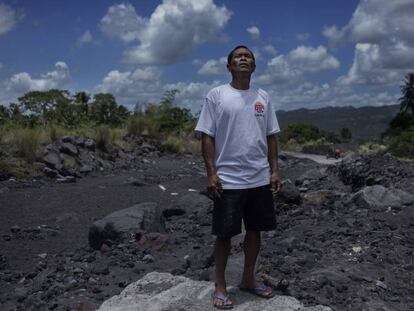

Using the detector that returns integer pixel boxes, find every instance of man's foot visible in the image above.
[239,284,275,298]
[212,292,234,309]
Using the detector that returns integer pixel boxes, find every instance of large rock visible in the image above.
[98,272,332,311]
[88,202,165,250]
[295,168,327,186]
[350,185,414,209]
[43,150,63,171]
[275,179,302,205]
[165,192,212,221]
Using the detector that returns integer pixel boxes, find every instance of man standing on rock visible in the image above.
[195,45,281,309]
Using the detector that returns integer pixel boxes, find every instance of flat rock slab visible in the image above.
[98,272,332,311]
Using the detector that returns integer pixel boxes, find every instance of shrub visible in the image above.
[126,116,144,138]
[159,139,182,153]
[94,125,111,151]
[388,126,414,159]
[13,128,40,163]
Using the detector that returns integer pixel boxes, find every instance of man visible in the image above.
[195,45,281,309]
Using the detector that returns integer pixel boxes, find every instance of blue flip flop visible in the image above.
[212,292,234,309]
[239,284,275,298]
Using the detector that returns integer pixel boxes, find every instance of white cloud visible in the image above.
[6,62,70,95]
[197,57,227,75]
[100,0,232,65]
[164,81,220,111]
[76,30,93,47]
[0,62,71,105]
[322,25,345,45]
[95,66,163,107]
[265,80,398,111]
[296,33,310,41]
[325,0,414,85]
[287,45,340,72]
[256,45,339,86]
[0,3,20,35]
[262,44,277,56]
[247,26,260,40]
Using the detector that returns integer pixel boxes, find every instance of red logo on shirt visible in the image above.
[255,102,265,117]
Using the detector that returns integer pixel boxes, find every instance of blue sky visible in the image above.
[1,0,413,112]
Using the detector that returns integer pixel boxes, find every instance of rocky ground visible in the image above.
[0,137,413,311]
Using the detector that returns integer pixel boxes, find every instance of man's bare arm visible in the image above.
[267,134,281,193]
[201,133,222,198]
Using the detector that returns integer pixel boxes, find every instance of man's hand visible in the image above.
[270,172,282,194]
[207,174,223,199]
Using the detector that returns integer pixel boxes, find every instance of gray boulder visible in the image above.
[98,272,332,311]
[88,202,165,250]
[275,179,302,205]
[60,142,78,156]
[170,192,212,221]
[43,150,63,171]
[350,185,414,209]
[296,168,327,185]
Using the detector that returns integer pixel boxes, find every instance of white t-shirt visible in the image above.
[195,83,280,189]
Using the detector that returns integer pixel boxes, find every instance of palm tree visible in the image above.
[399,73,414,115]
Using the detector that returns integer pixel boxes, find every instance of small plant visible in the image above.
[13,128,40,163]
[388,126,414,159]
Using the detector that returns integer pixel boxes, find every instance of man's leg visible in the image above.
[240,230,261,288]
[214,236,231,295]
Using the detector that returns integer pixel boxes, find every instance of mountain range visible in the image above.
[276,104,400,141]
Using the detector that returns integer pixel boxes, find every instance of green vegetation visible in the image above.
[279,123,343,150]
[382,73,414,159]
[0,88,199,169]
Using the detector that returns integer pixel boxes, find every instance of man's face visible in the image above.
[227,48,256,74]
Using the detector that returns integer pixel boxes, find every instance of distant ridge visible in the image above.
[276,104,400,141]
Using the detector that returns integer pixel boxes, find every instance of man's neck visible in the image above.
[230,76,251,90]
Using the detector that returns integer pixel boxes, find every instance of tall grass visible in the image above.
[13,128,41,163]
[159,136,200,154]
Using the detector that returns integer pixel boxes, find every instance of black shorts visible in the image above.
[212,184,276,238]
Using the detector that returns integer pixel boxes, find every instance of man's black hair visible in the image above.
[227,45,255,65]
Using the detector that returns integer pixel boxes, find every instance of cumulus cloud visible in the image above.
[287,45,340,72]
[265,80,397,111]
[197,57,227,75]
[296,33,310,41]
[322,25,345,45]
[76,30,93,47]
[164,81,220,111]
[100,0,232,65]
[95,66,164,107]
[246,26,260,40]
[325,0,414,85]
[262,44,278,56]
[6,62,70,95]
[0,3,21,35]
[256,45,340,86]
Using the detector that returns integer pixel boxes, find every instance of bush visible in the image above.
[388,126,414,159]
[160,139,182,153]
[126,116,144,138]
[13,128,40,163]
[94,125,111,151]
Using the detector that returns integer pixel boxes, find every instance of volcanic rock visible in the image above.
[350,185,414,209]
[88,202,166,250]
[97,272,332,311]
